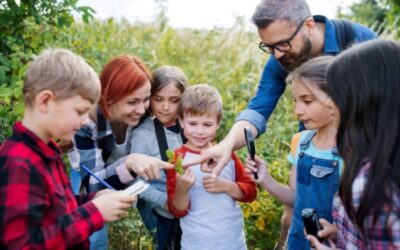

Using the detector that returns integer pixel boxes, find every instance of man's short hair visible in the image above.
[23,48,101,106]
[252,0,311,29]
[178,84,223,123]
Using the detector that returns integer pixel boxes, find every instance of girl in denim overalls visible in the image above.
[245,56,343,250]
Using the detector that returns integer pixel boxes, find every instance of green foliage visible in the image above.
[338,0,400,37]
[0,0,95,82]
[0,0,94,142]
[108,210,153,249]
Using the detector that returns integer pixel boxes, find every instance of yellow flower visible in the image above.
[255,216,265,231]
[243,206,251,218]
[250,201,260,213]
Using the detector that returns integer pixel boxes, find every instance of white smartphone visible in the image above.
[121,178,149,196]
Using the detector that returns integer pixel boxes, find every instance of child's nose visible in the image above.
[163,101,169,110]
[294,104,303,116]
[81,114,90,126]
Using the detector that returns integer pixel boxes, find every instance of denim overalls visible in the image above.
[287,130,340,250]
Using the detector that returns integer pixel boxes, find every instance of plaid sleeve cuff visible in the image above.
[76,193,96,205]
[82,201,105,231]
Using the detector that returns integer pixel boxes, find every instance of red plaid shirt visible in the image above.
[0,122,104,249]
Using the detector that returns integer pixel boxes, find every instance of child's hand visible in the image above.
[245,155,270,185]
[306,236,338,250]
[92,191,137,222]
[202,175,228,193]
[175,168,195,194]
[315,219,338,240]
[94,189,113,198]
[305,219,338,250]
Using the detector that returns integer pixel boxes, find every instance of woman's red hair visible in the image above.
[99,55,152,118]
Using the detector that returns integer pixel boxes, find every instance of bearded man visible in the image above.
[185,0,376,177]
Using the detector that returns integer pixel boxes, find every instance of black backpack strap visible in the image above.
[177,120,187,144]
[154,118,169,162]
[154,118,187,161]
[332,19,356,51]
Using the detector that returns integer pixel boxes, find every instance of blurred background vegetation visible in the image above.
[0,0,398,249]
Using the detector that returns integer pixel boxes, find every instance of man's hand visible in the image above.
[126,153,173,180]
[182,121,258,177]
[182,141,233,177]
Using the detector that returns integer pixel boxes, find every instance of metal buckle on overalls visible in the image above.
[310,165,334,178]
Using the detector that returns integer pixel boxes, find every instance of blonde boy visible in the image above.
[166,84,257,250]
[0,49,136,249]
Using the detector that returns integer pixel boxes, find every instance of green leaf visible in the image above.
[165,149,184,174]
[0,67,6,84]
[0,55,10,67]
[166,149,175,163]
[175,157,184,174]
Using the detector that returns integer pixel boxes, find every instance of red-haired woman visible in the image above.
[70,55,173,249]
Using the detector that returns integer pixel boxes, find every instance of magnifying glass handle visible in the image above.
[253,162,258,179]
[251,154,258,179]
[245,127,258,180]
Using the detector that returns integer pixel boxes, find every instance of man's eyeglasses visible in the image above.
[258,18,308,54]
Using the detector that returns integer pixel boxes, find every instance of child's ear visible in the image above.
[35,90,54,113]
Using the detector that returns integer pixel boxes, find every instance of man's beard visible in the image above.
[278,37,312,72]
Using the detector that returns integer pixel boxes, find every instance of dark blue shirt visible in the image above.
[235,15,377,135]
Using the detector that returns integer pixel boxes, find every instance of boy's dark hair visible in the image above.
[327,39,400,233]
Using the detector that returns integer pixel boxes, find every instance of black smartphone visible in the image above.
[244,127,258,179]
[302,208,323,242]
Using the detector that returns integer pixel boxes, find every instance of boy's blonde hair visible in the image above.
[178,84,223,123]
[23,48,101,107]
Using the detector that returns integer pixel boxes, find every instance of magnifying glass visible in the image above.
[244,127,258,179]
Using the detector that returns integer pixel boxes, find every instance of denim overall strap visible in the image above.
[298,130,317,155]
[287,131,341,250]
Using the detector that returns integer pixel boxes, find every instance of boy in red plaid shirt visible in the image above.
[0,49,136,249]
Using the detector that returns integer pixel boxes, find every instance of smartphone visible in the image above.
[121,178,149,196]
[302,208,323,242]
